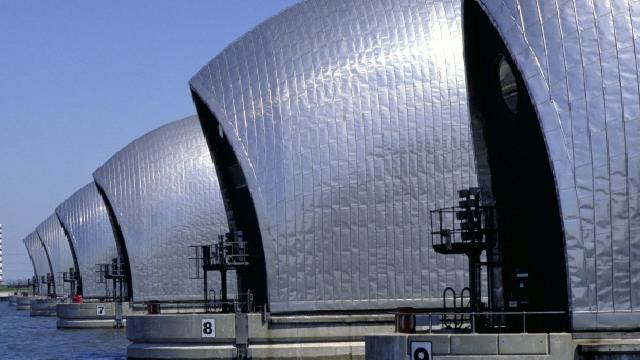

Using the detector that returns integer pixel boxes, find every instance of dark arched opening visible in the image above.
[464,0,569,331]
[95,183,133,301]
[57,215,83,296]
[26,253,38,295]
[36,232,56,297]
[192,92,269,309]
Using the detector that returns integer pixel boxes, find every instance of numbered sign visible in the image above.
[410,341,432,360]
[96,305,106,316]
[201,319,216,338]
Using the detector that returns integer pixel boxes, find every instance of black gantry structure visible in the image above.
[191,231,250,312]
[431,188,497,317]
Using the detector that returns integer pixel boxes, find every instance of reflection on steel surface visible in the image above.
[23,232,52,295]
[191,0,476,312]
[36,214,75,296]
[56,182,120,299]
[93,116,233,302]
[473,0,640,330]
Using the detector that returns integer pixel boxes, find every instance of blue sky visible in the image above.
[0,0,298,281]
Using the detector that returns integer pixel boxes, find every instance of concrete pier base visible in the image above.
[573,333,640,360]
[15,296,33,310]
[126,312,392,359]
[365,333,576,359]
[30,298,58,316]
[8,295,17,307]
[365,332,640,359]
[128,341,364,359]
[56,302,129,329]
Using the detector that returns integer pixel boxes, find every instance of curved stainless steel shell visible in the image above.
[56,182,120,299]
[23,232,52,295]
[191,0,477,312]
[36,214,74,296]
[92,116,231,302]
[473,0,640,330]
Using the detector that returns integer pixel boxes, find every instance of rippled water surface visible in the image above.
[0,301,128,359]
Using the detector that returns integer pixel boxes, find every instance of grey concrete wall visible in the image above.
[249,343,364,360]
[15,296,32,310]
[126,313,390,359]
[56,302,129,320]
[56,302,132,328]
[365,333,576,359]
[366,332,640,359]
[30,298,57,316]
[126,314,237,344]
[127,343,237,360]
[127,313,394,345]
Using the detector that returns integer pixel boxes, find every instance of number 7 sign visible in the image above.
[96,305,106,316]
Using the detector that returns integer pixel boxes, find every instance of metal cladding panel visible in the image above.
[56,182,119,298]
[191,0,477,312]
[474,0,640,330]
[23,232,51,295]
[36,214,74,295]
[92,116,232,302]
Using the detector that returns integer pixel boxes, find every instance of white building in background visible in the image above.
[0,224,4,284]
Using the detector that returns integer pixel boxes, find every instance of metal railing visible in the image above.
[397,310,569,334]
[135,292,257,315]
[137,301,233,314]
[430,206,497,252]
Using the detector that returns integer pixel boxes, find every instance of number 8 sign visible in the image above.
[201,319,216,338]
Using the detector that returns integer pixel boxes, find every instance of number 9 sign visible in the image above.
[410,341,431,360]
[201,319,216,338]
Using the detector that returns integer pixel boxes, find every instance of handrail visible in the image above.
[133,291,257,314]
[458,287,471,329]
[412,310,569,334]
[442,287,456,328]
[572,309,640,314]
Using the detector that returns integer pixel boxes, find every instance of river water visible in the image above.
[0,301,128,359]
